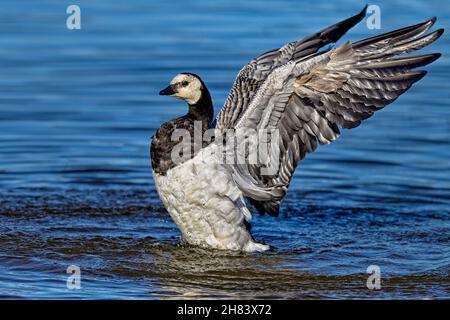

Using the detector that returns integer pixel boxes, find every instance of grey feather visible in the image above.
[216,10,443,216]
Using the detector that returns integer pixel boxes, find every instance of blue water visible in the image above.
[0,0,449,299]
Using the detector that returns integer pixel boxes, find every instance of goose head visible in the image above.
[159,73,205,105]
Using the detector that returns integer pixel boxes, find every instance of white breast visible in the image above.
[153,144,269,252]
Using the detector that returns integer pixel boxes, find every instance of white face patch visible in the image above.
[169,74,203,105]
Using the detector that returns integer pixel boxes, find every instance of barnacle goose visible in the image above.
[151,6,443,252]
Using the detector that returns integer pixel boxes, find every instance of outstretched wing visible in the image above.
[222,17,443,216]
[215,6,368,131]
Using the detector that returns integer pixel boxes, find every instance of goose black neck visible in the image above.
[187,86,214,126]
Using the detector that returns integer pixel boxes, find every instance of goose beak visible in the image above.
[159,85,176,96]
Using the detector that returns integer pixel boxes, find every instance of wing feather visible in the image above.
[215,6,368,131]
[223,17,443,216]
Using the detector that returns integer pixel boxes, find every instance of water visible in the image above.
[0,0,449,299]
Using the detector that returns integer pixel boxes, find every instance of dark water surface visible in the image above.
[0,0,449,299]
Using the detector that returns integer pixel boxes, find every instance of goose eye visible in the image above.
[181,81,189,87]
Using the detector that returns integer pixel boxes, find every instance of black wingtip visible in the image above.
[360,4,369,16]
[416,53,442,68]
[324,5,367,44]
[419,52,442,62]
[348,5,368,25]
[430,52,442,62]
[416,70,428,82]
[352,5,368,22]
[435,28,445,39]
[421,16,438,30]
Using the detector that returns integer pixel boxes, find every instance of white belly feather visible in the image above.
[153,144,269,252]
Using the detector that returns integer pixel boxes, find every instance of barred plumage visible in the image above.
[216,8,443,216]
